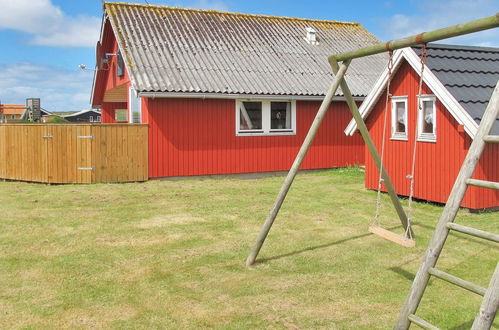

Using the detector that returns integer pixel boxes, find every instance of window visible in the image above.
[271,102,292,130]
[89,116,93,122]
[391,96,408,140]
[115,109,127,122]
[129,87,142,123]
[418,95,436,142]
[236,100,296,135]
[117,50,125,77]
[97,116,101,122]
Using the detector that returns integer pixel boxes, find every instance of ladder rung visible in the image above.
[466,178,499,190]
[428,268,486,296]
[408,314,440,330]
[447,223,499,243]
[483,135,499,143]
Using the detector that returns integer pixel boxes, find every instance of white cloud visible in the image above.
[0,62,94,111]
[382,0,499,47]
[0,0,100,47]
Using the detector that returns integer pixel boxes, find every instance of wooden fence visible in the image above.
[0,124,148,183]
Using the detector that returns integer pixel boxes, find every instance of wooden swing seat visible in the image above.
[369,225,415,248]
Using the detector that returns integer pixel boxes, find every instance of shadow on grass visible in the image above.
[256,231,373,263]
[255,224,414,264]
[388,266,415,282]
[450,320,474,329]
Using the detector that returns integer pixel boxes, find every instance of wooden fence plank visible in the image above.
[0,124,148,183]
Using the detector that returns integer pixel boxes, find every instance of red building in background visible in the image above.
[90,2,387,178]
[345,45,499,210]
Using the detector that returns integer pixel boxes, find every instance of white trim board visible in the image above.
[343,47,479,139]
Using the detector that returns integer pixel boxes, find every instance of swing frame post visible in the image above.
[246,12,499,266]
[329,58,412,236]
[245,60,351,267]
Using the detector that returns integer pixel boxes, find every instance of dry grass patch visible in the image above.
[136,213,207,228]
[0,168,497,329]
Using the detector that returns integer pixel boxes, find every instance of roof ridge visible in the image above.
[104,1,361,26]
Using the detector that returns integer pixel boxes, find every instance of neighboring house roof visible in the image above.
[63,109,101,118]
[344,44,499,138]
[57,111,78,116]
[413,44,499,134]
[103,2,386,98]
[0,104,24,115]
[40,108,52,116]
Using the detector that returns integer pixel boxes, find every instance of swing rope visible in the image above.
[373,51,394,227]
[405,43,428,240]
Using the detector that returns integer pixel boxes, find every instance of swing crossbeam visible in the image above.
[246,13,499,266]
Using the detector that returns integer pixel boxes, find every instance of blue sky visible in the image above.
[0,0,497,112]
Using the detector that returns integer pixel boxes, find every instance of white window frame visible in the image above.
[417,95,437,142]
[89,115,94,122]
[391,96,408,141]
[128,87,142,123]
[235,99,296,136]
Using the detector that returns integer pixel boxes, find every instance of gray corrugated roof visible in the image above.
[104,2,386,97]
[414,44,499,134]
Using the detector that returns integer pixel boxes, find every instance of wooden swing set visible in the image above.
[245,14,499,265]
[246,12,499,329]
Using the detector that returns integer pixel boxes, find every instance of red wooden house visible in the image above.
[344,44,499,210]
[90,2,387,178]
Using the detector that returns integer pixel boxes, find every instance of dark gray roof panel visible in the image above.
[104,2,387,97]
[445,85,497,103]
[425,57,499,74]
[413,44,499,135]
[435,71,499,88]
[419,48,499,61]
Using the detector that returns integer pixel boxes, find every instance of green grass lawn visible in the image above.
[0,168,497,329]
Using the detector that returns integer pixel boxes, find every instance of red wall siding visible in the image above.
[365,61,498,209]
[470,143,499,209]
[101,102,128,123]
[144,98,364,177]
[92,20,131,108]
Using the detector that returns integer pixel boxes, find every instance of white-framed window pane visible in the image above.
[422,100,434,134]
[270,102,292,130]
[239,101,262,130]
[395,101,406,133]
[129,87,142,123]
[391,97,408,140]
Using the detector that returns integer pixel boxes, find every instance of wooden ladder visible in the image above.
[395,81,499,330]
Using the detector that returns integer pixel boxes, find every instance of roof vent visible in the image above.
[305,27,318,45]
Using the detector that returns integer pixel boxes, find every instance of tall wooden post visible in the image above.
[245,61,351,266]
[329,58,412,235]
[395,81,499,329]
